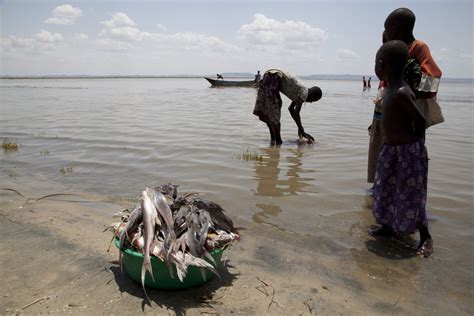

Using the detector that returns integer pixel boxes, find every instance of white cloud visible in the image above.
[459,52,474,64]
[96,38,131,51]
[152,32,238,53]
[36,30,64,43]
[100,13,149,42]
[237,14,327,52]
[337,49,359,60]
[156,24,168,32]
[45,4,82,25]
[102,12,136,28]
[1,31,63,54]
[75,33,89,40]
[98,13,236,54]
[1,36,36,50]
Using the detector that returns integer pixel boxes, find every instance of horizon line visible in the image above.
[0,74,472,81]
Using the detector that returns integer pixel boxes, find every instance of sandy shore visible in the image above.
[1,189,472,315]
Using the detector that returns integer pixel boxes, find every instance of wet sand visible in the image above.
[1,188,472,315]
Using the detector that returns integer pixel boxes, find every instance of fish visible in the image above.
[140,188,159,301]
[186,211,202,258]
[173,204,192,235]
[118,205,143,272]
[149,188,175,236]
[171,251,218,282]
[191,198,237,233]
[155,183,179,200]
[185,209,219,281]
[148,188,177,278]
[206,230,240,249]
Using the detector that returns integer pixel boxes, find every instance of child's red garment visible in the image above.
[408,39,442,97]
[408,40,444,127]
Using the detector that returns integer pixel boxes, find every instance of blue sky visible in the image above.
[1,0,473,78]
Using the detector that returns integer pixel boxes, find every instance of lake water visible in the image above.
[1,78,473,310]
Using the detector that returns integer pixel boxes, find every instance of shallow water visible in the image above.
[1,78,473,310]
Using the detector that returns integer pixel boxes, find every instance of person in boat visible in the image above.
[253,69,322,145]
[217,73,224,80]
[369,40,433,257]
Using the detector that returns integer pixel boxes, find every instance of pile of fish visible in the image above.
[108,183,240,298]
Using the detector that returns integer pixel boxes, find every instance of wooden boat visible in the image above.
[204,77,257,88]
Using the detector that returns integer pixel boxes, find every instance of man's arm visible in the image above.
[288,100,314,141]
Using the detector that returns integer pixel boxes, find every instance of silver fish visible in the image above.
[118,205,143,272]
[141,188,158,301]
[147,188,177,279]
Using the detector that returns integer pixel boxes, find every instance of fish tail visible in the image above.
[142,255,155,283]
[141,256,154,302]
[119,251,123,274]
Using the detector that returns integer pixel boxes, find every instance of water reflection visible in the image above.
[252,146,315,230]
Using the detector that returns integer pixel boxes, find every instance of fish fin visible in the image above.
[165,260,174,279]
[200,267,207,282]
[176,266,185,282]
[164,195,174,206]
[172,252,186,282]
[204,250,217,267]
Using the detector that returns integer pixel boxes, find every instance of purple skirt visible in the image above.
[372,139,428,234]
[253,72,282,125]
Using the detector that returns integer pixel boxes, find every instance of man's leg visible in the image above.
[267,123,275,142]
[272,122,282,145]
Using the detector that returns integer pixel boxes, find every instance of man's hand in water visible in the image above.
[299,131,315,142]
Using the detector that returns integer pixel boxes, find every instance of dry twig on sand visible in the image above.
[21,296,50,310]
[1,188,81,206]
[256,276,282,311]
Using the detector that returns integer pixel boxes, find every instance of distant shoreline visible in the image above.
[0,75,472,83]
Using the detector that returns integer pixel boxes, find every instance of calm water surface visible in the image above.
[1,78,472,232]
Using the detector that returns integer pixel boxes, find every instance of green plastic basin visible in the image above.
[114,237,223,289]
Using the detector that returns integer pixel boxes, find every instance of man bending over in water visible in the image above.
[370,40,433,257]
[253,69,322,145]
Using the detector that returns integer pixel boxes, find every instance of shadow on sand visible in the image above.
[109,259,239,314]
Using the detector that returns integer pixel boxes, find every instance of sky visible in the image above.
[1,0,473,78]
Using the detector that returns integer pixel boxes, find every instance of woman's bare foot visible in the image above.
[417,238,433,258]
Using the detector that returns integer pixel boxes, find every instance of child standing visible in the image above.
[370,40,433,257]
[367,31,388,187]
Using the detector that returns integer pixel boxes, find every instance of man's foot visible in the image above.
[417,238,433,258]
[368,225,394,237]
